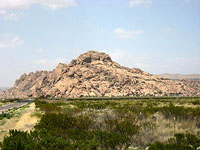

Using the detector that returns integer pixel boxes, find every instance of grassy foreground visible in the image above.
[1,97,200,150]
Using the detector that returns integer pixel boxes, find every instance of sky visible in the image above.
[0,0,200,87]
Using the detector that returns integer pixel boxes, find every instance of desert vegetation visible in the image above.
[0,103,30,121]
[1,97,200,150]
[0,102,38,142]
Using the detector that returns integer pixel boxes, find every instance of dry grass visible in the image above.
[0,103,40,142]
[1,98,199,149]
[133,112,200,146]
[58,98,200,147]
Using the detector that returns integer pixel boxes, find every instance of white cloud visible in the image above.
[114,28,144,39]
[40,0,77,10]
[129,0,152,7]
[0,10,5,14]
[0,0,77,20]
[4,12,18,20]
[0,34,24,49]
[0,10,19,20]
[0,0,77,10]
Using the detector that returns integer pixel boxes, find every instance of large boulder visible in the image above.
[0,50,200,99]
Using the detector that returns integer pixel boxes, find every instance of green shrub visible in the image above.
[2,98,200,149]
[149,133,200,150]
[192,100,200,105]
[0,113,14,120]
[0,130,34,150]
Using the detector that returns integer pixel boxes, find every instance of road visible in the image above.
[0,100,33,114]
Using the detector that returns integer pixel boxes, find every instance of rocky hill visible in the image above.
[0,87,9,93]
[158,73,200,80]
[0,51,200,99]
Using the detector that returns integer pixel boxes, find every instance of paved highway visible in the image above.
[0,100,33,114]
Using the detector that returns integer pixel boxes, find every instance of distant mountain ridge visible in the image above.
[0,87,9,93]
[158,74,200,80]
[0,51,200,99]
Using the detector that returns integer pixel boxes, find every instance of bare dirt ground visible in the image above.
[0,103,39,141]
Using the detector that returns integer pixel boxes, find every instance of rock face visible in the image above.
[0,51,200,99]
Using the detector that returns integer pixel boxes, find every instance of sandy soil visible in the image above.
[0,103,39,141]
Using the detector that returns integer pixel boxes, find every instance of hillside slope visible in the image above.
[158,73,200,80]
[1,51,200,99]
[0,87,9,93]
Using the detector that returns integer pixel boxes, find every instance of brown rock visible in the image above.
[0,50,200,99]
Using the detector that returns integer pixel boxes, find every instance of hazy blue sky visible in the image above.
[0,0,200,87]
